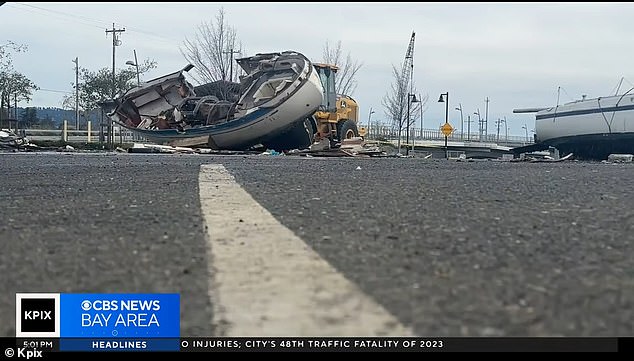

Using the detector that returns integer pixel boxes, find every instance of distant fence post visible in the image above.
[87,121,92,143]
[62,120,68,142]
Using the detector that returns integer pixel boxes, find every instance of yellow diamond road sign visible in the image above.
[440,123,454,136]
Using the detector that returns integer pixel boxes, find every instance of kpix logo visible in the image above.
[16,293,60,337]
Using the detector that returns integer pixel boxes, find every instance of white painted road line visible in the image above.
[199,164,412,336]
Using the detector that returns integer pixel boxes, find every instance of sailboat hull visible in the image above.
[531,94,634,159]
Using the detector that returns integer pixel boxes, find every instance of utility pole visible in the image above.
[484,96,489,141]
[72,57,79,130]
[105,23,125,98]
[105,23,125,147]
[496,118,501,143]
[222,48,241,82]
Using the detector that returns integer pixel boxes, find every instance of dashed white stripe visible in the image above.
[199,164,412,336]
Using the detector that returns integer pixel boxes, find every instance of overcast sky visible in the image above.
[2,2,634,136]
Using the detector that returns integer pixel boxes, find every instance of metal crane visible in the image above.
[395,31,416,153]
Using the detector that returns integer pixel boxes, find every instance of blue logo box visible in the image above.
[59,294,180,338]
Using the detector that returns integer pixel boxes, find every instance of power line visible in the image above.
[11,2,180,44]
[15,2,111,27]
[38,88,72,94]
[6,3,105,30]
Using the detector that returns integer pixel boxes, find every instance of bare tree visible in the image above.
[180,8,242,90]
[382,64,427,140]
[322,40,362,96]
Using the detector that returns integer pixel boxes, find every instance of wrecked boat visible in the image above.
[0,129,30,150]
[512,92,634,160]
[102,51,323,150]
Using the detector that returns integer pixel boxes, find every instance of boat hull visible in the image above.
[534,94,634,159]
[133,70,322,149]
[104,51,323,150]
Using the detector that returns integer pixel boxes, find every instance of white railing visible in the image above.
[364,125,534,146]
[20,121,146,143]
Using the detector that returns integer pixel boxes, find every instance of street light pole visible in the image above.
[72,57,79,130]
[368,107,375,140]
[419,95,423,145]
[438,92,449,159]
[455,103,463,141]
[467,115,471,141]
[474,109,482,141]
[126,51,141,86]
[484,96,489,140]
[133,49,140,85]
[406,94,419,156]
[406,95,410,155]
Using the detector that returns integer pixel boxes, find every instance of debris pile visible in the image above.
[290,137,386,157]
[0,129,34,151]
[606,154,633,163]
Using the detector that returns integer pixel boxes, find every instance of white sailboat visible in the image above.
[514,89,634,160]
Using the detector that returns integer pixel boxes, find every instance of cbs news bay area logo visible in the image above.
[80,299,161,327]
[16,293,179,338]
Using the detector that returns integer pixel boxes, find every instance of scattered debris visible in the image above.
[127,143,195,154]
[259,149,283,156]
[606,153,633,163]
[284,137,387,158]
[511,152,574,162]
[55,144,76,152]
[0,129,31,150]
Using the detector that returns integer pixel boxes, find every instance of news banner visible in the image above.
[3,293,632,357]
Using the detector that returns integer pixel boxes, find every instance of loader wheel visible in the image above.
[338,119,359,141]
[263,118,315,152]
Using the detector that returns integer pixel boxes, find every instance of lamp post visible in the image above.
[406,93,419,156]
[368,107,375,140]
[419,94,424,146]
[72,57,79,130]
[455,103,463,141]
[438,92,449,159]
[125,49,140,86]
[522,124,529,144]
[466,115,473,142]
[473,109,482,141]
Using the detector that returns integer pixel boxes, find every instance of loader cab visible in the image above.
[313,63,338,113]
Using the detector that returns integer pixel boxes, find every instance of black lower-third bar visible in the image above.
[179,337,623,352]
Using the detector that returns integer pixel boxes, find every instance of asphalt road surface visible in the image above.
[1,152,632,336]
